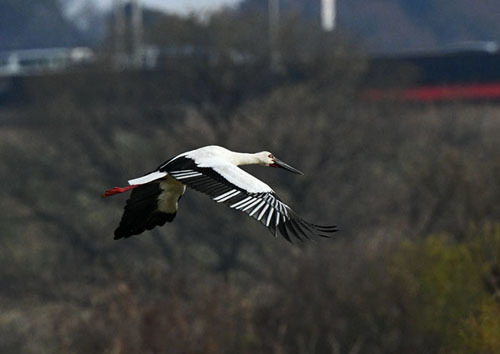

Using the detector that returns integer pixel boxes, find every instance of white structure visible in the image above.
[0,47,94,77]
[104,145,338,241]
[321,0,336,31]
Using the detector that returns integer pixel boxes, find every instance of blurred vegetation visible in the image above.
[1,9,500,354]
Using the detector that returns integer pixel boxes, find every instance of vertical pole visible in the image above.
[321,0,336,31]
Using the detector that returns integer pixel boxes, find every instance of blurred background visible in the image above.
[1,0,500,353]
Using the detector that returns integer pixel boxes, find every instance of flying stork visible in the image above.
[103,145,337,241]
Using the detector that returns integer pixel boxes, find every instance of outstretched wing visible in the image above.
[162,155,338,242]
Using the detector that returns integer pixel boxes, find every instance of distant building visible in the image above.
[0,47,95,77]
[364,42,500,102]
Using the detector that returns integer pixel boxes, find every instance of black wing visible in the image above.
[162,156,338,242]
[114,181,177,239]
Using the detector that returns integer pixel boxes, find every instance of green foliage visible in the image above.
[389,225,500,353]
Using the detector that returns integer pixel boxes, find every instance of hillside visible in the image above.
[1,49,500,352]
[3,0,500,53]
[0,0,84,50]
[240,0,500,52]
[1,3,500,353]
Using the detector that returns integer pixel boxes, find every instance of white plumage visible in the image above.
[103,145,337,241]
[128,171,167,185]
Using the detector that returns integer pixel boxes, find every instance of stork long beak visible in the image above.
[272,157,304,175]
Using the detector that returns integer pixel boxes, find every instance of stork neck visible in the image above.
[231,152,262,166]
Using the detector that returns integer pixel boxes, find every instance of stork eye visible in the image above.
[268,154,274,159]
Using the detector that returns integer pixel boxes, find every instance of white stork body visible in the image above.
[103,145,337,241]
[129,146,273,193]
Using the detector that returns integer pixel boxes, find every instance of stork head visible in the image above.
[258,151,304,175]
